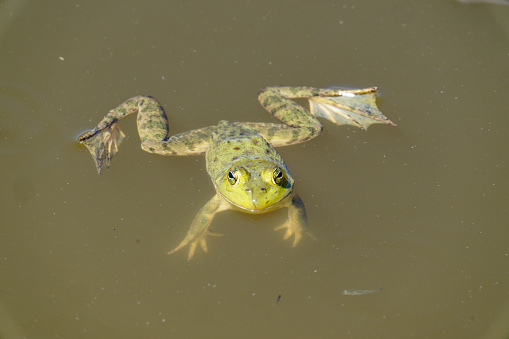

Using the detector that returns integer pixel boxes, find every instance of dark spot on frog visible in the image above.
[265,149,270,154]
[233,146,240,150]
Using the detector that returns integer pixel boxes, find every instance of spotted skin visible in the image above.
[78,86,394,259]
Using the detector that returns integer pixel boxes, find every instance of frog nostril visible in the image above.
[245,188,252,193]
[260,188,267,193]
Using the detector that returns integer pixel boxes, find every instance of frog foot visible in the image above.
[275,221,303,247]
[168,230,223,260]
[309,87,396,129]
[78,123,125,174]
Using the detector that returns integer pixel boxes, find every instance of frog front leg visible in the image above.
[78,95,214,174]
[168,194,230,260]
[275,193,316,246]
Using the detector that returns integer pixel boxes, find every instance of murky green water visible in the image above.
[1,1,508,338]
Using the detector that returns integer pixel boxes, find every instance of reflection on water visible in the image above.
[1,1,508,338]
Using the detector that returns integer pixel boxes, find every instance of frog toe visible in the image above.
[168,229,224,260]
[275,222,302,247]
[193,231,223,259]
[187,241,199,260]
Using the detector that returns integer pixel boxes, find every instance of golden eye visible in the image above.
[272,167,284,185]
[228,169,239,186]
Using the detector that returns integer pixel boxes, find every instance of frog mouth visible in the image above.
[221,190,293,214]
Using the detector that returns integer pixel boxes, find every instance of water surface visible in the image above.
[1,1,508,338]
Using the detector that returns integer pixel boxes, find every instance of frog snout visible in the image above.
[245,186,269,209]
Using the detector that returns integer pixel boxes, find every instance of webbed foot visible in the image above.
[275,221,318,247]
[275,193,317,247]
[78,123,125,174]
[275,221,303,247]
[167,195,226,260]
[309,87,396,129]
[168,230,223,260]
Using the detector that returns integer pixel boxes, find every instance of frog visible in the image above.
[78,86,395,259]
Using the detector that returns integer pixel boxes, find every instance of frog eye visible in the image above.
[228,169,239,186]
[272,167,284,185]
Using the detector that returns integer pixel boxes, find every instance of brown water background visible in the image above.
[1,1,509,338]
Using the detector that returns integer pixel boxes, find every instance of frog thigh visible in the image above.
[240,122,321,148]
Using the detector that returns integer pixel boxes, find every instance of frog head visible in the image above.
[215,159,294,213]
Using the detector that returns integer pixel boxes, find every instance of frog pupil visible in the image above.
[228,170,238,185]
[273,168,283,184]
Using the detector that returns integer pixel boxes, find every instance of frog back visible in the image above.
[205,120,289,181]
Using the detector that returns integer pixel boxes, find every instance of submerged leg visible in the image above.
[168,194,229,260]
[275,193,317,246]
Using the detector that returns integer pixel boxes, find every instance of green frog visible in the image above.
[78,86,395,259]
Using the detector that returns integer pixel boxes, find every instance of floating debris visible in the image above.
[342,285,385,296]
[456,0,509,5]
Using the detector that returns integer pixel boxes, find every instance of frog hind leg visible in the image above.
[168,195,229,260]
[78,95,168,174]
[256,87,395,148]
[275,193,317,246]
[256,87,324,146]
